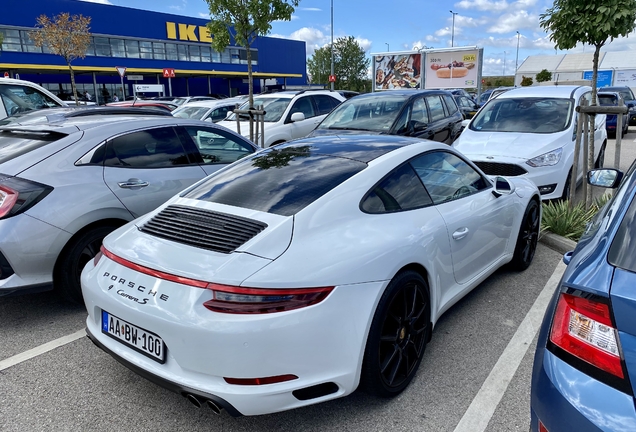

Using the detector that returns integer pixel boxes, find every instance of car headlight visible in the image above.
[629,106,636,112]
[526,148,563,167]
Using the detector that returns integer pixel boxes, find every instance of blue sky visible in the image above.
[84,0,636,76]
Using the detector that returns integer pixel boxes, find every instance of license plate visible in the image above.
[101,310,165,363]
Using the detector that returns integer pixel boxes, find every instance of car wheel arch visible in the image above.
[391,262,434,340]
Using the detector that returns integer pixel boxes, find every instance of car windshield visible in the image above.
[225,97,292,122]
[598,95,618,106]
[183,145,366,216]
[172,106,210,120]
[469,97,573,133]
[317,94,408,132]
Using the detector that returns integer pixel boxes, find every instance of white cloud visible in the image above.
[79,0,113,4]
[455,0,509,12]
[288,27,327,55]
[487,10,538,33]
[356,37,372,52]
[198,12,209,18]
[291,15,299,21]
[300,7,322,11]
[435,27,452,38]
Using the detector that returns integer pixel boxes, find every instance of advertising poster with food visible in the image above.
[374,53,422,91]
[424,49,479,89]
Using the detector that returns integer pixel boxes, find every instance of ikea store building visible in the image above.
[0,0,307,103]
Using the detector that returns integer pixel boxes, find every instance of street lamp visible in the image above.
[515,31,520,78]
[450,10,458,47]
[385,43,389,52]
[330,0,334,91]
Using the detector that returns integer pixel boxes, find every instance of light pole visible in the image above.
[503,51,506,76]
[515,31,520,78]
[330,0,334,91]
[385,43,389,52]
[450,10,458,47]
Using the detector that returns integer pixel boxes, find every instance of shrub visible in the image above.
[521,76,533,86]
[541,193,612,241]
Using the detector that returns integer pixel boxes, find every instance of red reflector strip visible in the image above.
[224,374,298,385]
[539,421,549,432]
[550,293,624,378]
[101,246,209,289]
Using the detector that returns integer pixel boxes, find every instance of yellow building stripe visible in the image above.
[0,63,302,78]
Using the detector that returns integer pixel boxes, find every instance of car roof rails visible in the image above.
[62,107,173,117]
[295,88,333,95]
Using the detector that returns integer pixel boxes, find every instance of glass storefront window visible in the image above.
[153,42,166,60]
[110,38,125,57]
[189,45,200,62]
[200,45,211,62]
[220,48,231,63]
[1,29,22,52]
[20,31,42,53]
[165,43,177,60]
[230,48,240,64]
[85,37,96,56]
[94,37,111,56]
[125,40,139,58]
[211,48,221,63]
[139,41,153,59]
[177,44,188,61]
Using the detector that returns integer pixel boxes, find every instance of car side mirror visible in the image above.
[492,176,516,197]
[204,117,213,123]
[587,169,623,188]
[290,112,305,122]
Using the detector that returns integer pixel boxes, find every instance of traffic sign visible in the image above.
[3,72,9,78]
[328,74,336,83]
[162,68,176,78]
[127,75,143,81]
[115,66,127,78]
[135,84,164,93]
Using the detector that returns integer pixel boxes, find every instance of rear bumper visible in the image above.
[531,348,636,431]
[86,326,242,416]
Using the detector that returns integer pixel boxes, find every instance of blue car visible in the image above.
[531,162,636,431]
[598,91,629,137]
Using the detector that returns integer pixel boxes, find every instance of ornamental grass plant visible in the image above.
[541,193,613,241]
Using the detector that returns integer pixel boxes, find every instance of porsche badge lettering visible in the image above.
[102,272,169,302]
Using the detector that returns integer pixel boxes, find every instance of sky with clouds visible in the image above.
[84,0,636,77]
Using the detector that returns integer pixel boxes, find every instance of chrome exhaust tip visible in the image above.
[185,393,202,408]
[206,399,222,415]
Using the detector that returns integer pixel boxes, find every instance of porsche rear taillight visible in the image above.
[203,284,334,314]
[550,292,624,378]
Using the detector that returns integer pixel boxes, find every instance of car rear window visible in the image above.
[608,191,636,273]
[183,146,366,216]
[318,94,409,132]
[0,130,67,164]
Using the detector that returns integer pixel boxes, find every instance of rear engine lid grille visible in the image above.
[140,205,268,254]
[474,161,528,176]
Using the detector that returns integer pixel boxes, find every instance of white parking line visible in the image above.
[453,260,567,432]
[0,329,85,372]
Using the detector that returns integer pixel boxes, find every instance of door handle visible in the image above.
[452,227,469,240]
[117,179,149,189]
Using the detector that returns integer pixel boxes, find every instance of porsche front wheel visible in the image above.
[361,271,431,397]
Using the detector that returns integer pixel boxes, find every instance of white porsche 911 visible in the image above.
[82,135,541,416]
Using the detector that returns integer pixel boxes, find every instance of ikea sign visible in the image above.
[166,22,212,42]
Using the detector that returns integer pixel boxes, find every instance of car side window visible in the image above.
[290,96,315,119]
[182,126,254,164]
[312,95,340,115]
[443,94,459,115]
[426,95,446,122]
[0,84,60,116]
[360,163,432,213]
[411,97,429,126]
[410,151,490,204]
[207,106,231,122]
[104,127,190,168]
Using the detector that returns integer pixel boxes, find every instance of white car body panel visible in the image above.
[0,77,67,119]
[82,136,540,415]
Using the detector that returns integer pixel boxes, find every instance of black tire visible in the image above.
[361,270,431,398]
[55,225,118,304]
[560,168,573,202]
[509,200,540,271]
[595,142,606,169]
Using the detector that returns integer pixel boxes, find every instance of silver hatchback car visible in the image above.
[0,114,257,302]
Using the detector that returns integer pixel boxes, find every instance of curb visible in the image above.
[539,231,577,255]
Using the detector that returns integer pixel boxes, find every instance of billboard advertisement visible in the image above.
[373,53,422,91]
[582,70,613,87]
[424,49,480,89]
[614,69,636,87]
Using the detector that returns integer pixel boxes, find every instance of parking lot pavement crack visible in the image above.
[0,329,85,372]
[452,260,567,432]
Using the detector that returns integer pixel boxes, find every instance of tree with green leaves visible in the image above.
[535,69,552,83]
[540,0,636,204]
[307,36,370,92]
[521,76,533,86]
[30,13,91,106]
[204,0,299,113]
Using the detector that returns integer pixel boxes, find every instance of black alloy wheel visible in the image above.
[361,271,431,397]
[509,200,540,271]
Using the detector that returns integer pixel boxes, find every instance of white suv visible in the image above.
[454,85,607,201]
[217,90,345,147]
[0,78,67,119]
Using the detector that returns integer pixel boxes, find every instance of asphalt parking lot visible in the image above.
[1,129,634,431]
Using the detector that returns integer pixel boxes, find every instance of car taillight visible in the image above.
[0,175,53,219]
[550,292,624,378]
[203,283,334,314]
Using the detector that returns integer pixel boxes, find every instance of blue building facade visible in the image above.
[0,0,307,102]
